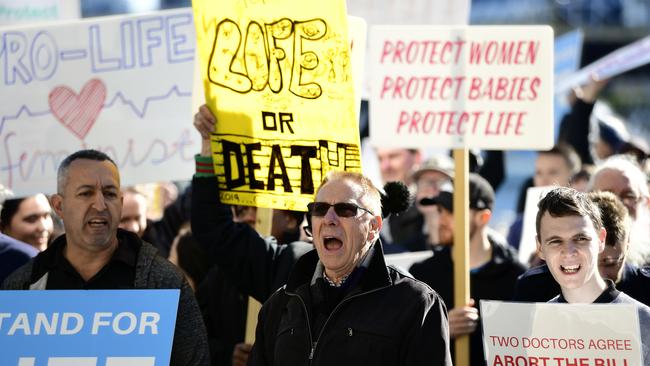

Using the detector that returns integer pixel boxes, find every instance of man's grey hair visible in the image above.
[57,149,118,194]
[589,155,649,198]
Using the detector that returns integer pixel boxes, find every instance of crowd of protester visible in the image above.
[1,72,650,365]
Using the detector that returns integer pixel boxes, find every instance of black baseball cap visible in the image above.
[419,173,494,212]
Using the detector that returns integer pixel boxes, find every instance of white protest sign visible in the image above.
[0,8,197,196]
[518,186,553,264]
[481,301,643,366]
[556,34,650,95]
[346,0,470,99]
[384,250,433,273]
[0,0,80,25]
[369,26,554,150]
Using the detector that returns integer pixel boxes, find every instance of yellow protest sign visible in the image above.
[193,0,361,211]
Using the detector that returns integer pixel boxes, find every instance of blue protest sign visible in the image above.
[0,290,180,366]
[553,29,584,138]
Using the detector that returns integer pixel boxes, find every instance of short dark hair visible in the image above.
[588,191,629,247]
[0,197,25,231]
[284,210,305,226]
[57,149,118,194]
[538,144,581,176]
[536,187,602,239]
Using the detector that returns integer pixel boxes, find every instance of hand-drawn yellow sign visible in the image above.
[193,0,361,211]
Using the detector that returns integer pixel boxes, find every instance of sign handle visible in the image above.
[244,207,273,344]
[452,148,470,366]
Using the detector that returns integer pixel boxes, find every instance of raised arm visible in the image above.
[190,104,311,302]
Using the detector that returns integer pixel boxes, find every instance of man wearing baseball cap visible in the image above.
[390,155,454,252]
[410,173,526,366]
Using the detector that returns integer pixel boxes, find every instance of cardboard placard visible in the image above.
[369,25,554,150]
[193,0,363,211]
[0,8,198,196]
[481,301,643,366]
[0,290,180,366]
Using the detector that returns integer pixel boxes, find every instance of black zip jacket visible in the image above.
[191,175,313,365]
[191,176,312,303]
[248,243,452,366]
[2,230,209,366]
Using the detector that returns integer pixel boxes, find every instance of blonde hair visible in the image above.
[318,171,381,216]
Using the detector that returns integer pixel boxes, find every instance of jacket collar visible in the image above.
[285,240,392,295]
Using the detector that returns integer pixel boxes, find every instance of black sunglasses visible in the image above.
[307,202,374,218]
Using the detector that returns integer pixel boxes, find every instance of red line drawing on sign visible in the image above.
[48,79,107,140]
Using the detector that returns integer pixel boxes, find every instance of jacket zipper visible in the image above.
[286,284,390,364]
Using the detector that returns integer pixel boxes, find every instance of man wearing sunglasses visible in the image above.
[248,170,451,366]
[192,104,451,365]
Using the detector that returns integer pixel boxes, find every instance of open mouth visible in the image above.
[560,264,580,274]
[87,218,108,228]
[323,236,343,251]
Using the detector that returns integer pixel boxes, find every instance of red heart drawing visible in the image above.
[48,79,107,140]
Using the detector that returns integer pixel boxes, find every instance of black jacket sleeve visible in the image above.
[171,279,211,366]
[402,291,452,366]
[191,176,311,303]
[479,150,505,192]
[147,184,193,257]
[558,98,596,165]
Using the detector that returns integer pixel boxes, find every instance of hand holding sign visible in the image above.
[448,298,479,339]
[194,104,216,157]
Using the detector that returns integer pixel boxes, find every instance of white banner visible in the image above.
[369,26,554,150]
[518,186,553,264]
[0,8,197,196]
[481,301,643,366]
[556,34,650,94]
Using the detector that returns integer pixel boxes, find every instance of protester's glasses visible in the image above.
[307,202,373,218]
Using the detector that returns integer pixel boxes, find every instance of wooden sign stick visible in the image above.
[452,148,470,366]
[244,207,273,344]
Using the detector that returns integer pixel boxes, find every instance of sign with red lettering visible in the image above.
[369,26,553,150]
[481,301,644,366]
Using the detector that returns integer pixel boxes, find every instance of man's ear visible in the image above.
[51,194,64,219]
[598,227,607,253]
[476,209,492,226]
[368,216,383,241]
[536,236,545,261]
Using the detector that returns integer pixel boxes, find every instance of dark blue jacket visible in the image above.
[0,233,38,285]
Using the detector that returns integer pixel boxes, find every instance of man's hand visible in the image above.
[193,104,216,157]
[232,342,252,366]
[448,299,479,339]
[573,76,609,103]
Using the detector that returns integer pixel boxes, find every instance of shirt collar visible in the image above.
[556,279,620,303]
[50,233,138,270]
[311,243,375,287]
